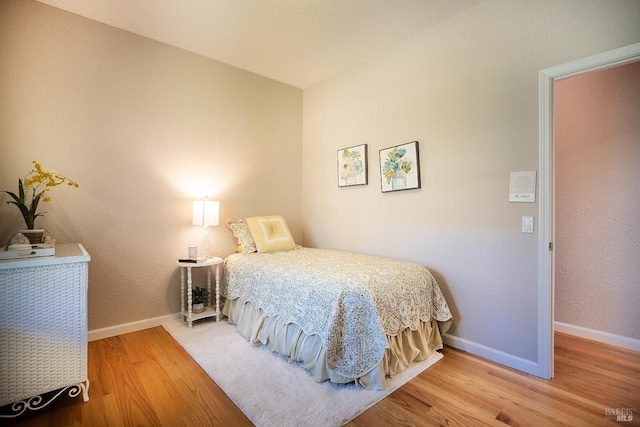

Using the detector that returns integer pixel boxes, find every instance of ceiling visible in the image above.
[37,0,484,88]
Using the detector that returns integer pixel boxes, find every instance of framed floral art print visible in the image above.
[337,144,368,187]
[379,141,421,192]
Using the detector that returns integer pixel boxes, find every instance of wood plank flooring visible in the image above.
[3,328,639,426]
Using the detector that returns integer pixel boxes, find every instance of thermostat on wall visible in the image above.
[509,171,536,203]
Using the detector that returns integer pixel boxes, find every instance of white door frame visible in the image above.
[537,42,640,379]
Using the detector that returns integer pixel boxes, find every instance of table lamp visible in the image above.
[192,197,219,259]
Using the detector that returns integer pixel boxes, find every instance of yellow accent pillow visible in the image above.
[245,215,296,253]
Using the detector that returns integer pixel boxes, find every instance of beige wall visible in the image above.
[302,0,640,366]
[0,0,302,330]
[555,61,640,340]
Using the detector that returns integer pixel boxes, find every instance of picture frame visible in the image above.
[379,141,421,192]
[337,144,368,187]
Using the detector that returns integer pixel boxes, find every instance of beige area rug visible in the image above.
[163,318,443,427]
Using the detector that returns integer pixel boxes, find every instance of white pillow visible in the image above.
[225,219,257,253]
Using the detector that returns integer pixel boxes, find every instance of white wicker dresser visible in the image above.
[0,243,90,417]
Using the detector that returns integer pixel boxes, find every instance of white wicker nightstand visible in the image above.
[176,257,223,328]
[0,243,90,418]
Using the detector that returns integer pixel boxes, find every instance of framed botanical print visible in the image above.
[337,144,368,187]
[379,141,421,192]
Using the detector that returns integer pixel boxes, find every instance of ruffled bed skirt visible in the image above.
[222,297,450,390]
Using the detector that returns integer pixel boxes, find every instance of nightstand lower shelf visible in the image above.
[180,306,220,324]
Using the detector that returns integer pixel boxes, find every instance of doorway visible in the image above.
[537,42,640,379]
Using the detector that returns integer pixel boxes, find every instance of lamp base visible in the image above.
[202,226,211,260]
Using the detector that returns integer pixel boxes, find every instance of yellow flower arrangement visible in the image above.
[3,161,79,229]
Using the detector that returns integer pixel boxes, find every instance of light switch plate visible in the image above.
[522,216,534,234]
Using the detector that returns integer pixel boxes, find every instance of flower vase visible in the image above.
[16,229,45,244]
[192,303,205,314]
[391,176,407,190]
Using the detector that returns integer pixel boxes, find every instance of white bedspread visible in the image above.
[223,247,452,379]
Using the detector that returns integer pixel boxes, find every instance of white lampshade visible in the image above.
[192,199,220,227]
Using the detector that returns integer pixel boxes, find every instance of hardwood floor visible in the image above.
[348,333,640,426]
[3,328,639,426]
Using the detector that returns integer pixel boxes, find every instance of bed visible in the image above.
[221,216,453,390]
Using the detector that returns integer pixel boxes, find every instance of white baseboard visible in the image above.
[91,317,638,373]
[554,321,640,352]
[88,313,181,342]
[443,333,538,376]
